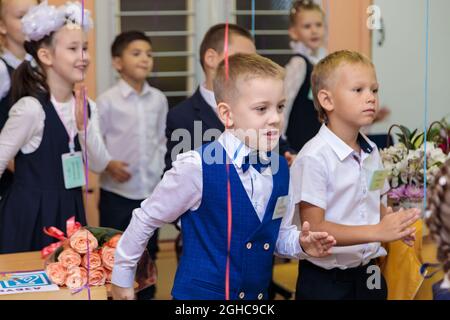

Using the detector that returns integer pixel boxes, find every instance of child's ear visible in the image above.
[112,57,123,72]
[288,26,299,42]
[318,89,334,113]
[204,48,220,71]
[0,20,6,36]
[37,47,52,67]
[217,102,234,128]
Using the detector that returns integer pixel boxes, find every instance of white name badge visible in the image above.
[369,169,389,191]
[308,88,314,101]
[61,152,86,189]
[272,196,289,220]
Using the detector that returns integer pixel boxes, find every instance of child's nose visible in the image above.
[268,110,282,125]
[366,92,376,103]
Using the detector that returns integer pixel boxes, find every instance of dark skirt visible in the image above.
[0,182,86,254]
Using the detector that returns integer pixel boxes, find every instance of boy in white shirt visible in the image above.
[290,50,420,300]
[96,31,168,299]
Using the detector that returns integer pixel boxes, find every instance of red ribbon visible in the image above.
[224,0,231,300]
[41,216,81,259]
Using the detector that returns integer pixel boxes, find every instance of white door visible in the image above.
[371,0,450,135]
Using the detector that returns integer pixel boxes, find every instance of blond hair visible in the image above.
[311,50,374,123]
[0,0,42,53]
[289,0,325,26]
[0,0,4,53]
[213,53,285,104]
[426,159,450,278]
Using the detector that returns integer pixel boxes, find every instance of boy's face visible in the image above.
[205,34,256,73]
[0,0,38,47]
[113,40,153,83]
[325,63,379,129]
[225,77,285,152]
[289,10,325,51]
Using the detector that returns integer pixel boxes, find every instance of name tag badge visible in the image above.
[61,152,86,189]
[308,88,314,101]
[272,196,289,220]
[369,169,389,191]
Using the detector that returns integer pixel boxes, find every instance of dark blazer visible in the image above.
[164,87,292,172]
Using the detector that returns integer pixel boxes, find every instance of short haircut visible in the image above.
[111,30,152,58]
[289,0,325,26]
[199,23,253,71]
[311,50,375,123]
[213,53,285,104]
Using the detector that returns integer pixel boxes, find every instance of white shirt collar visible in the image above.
[441,274,450,289]
[219,130,253,168]
[1,49,33,69]
[118,79,152,99]
[290,41,327,65]
[199,84,218,113]
[318,124,375,162]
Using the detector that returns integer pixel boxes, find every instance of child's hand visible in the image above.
[402,232,416,247]
[384,206,417,247]
[376,208,420,243]
[75,85,88,131]
[111,284,135,300]
[299,221,336,257]
[106,160,132,183]
[284,151,297,167]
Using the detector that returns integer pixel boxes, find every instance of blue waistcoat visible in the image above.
[171,141,289,300]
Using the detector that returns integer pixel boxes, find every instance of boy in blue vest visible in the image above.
[111,53,336,300]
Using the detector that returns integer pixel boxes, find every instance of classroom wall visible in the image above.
[371,0,450,134]
[324,0,372,57]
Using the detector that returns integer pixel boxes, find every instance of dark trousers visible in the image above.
[99,189,159,300]
[295,260,388,300]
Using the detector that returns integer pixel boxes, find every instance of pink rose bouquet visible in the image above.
[43,219,157,292]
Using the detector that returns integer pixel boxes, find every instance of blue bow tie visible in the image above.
[241,152,271,173]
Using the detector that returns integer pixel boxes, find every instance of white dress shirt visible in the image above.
[199,83,217,114]
[97,80,168,200]
[0,95,111,176]
[289,125,389,270]
[112,131,307,288]
[283,42,327,135]
[0,50,33,100]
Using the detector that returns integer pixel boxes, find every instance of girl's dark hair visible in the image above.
[426,159,450,277]
[11,34,54,103]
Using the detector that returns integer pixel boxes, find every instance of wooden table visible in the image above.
[0,251,108,300]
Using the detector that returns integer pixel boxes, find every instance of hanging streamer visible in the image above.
[423,0,430,210]
[251,0,255,38]
[224,23,230,81]
[80,0,91,301]
[223,0,231,300]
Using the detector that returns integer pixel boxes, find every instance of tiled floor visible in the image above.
[154,241,298,300]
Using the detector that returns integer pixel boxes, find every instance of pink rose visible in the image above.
[88,267,107,286]
[105,234,121,248]
[65,266,88,290]
[58,248,82,268]
[46,262,67,286]
[81,251,102,269]
[69,229,98,254]
[100,245,115,270]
